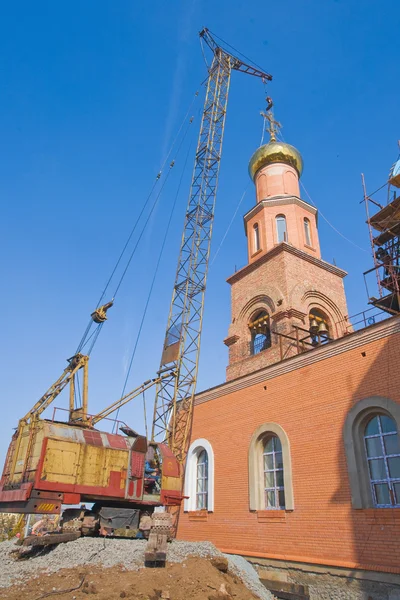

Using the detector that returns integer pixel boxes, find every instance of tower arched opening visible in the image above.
[249,310,271,355]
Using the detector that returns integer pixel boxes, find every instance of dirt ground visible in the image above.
[0,557,259,600]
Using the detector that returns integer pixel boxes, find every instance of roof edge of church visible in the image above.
[195,314,400,406]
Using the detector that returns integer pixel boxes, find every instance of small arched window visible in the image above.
[276,215,287,243]
[364,415,400,507]
[249,310,271,355]
[249,423,294,511]
[263,436,285,509]
[196,449,209,510]
[184,439,214,512]
[304,218,312,246]
[253,223,260,253]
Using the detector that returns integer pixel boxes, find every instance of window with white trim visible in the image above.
[304,217,312,246]
[184,438,215,512]
[364,414,400,507]
[276,214,287,243]
[263,436,285,509]
[196,449,208,509]
[249,423,294,511]
[343,397,400,509]
[253,223,260,252]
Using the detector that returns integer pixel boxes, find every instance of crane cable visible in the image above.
[300,180,369,253]
[78,117,192,358]
[208,29,268,74]
[75,367,82,410]
[96,88,200,310]
[112,116,194,299]
[259,114,267,147]
[112,134,195,429]
[210,185,250,267]
[75,122,194,412]
[200,36,209,70]
[142,390,148,440]
[275,130,369,254]
[75,88,202,356]
[210,111,266,267]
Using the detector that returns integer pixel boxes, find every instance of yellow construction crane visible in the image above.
[0,28,271,563]
[151,28,272,464]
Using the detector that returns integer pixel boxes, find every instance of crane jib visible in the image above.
[151,31,272,464]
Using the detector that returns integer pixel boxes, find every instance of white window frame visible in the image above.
[263,436,285,509]
[364,415,400,507]
[249,422,294,511]
[184,438,214,512]
[304,217,312,246]
[343,396,400,508]
[275,214,287,243]
[253,223,260,252]
[196,449,208,509]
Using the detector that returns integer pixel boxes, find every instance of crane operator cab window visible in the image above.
[144,446,162,495]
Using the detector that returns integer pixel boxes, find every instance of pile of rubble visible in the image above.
[0,538,275,600]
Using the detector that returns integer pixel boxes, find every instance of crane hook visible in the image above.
[266,96,273,112]
[91,300,114,324]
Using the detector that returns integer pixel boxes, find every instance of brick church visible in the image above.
[178,123,400,597]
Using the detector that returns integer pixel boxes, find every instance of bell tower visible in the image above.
[224,102,350,381]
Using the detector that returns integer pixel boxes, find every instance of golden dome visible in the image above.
[249,141,303,181]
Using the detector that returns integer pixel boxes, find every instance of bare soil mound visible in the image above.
[0,557,264,600]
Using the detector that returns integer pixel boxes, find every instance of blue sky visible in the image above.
[1,0,398,459]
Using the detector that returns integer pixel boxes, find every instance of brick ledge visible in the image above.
[227,242,347,285]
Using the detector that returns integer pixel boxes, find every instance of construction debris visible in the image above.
[0,539,274,599]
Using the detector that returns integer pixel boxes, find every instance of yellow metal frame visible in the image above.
[9,354,89,484]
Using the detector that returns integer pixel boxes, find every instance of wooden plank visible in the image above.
[260,579,310,600]
[23,532,81,547]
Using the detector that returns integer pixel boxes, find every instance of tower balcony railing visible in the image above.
[335,307,390,337]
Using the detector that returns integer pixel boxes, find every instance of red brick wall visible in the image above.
[245,198,321,263]
[225,245,349,380]
[178,326,400,573]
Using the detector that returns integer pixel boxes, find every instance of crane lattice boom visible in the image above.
[151,29,272,463]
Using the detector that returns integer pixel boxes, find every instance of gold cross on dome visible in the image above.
[260,97,281,142]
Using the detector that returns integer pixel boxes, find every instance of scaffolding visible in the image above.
[363,151,400,315]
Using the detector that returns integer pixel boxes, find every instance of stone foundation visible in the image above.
[252,558,400,600]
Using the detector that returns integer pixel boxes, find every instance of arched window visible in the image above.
[276,215,287,243]
[263,436,285,509]
[304,218,312,246]
[343,397,400,508]
[249,423,294,511]
[364,415,400,507]
[249,310,271,355]
[253,223,260,253]
[184,439,214,512]
[196,449,208,509]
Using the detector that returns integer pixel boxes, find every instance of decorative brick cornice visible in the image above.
[287,308,307,321]
[271,310,290,322]
[194,315,400,406]
[223,335,239,347]
[227,242,347,285]
[271,308,307,322]
[243,196,317,230]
